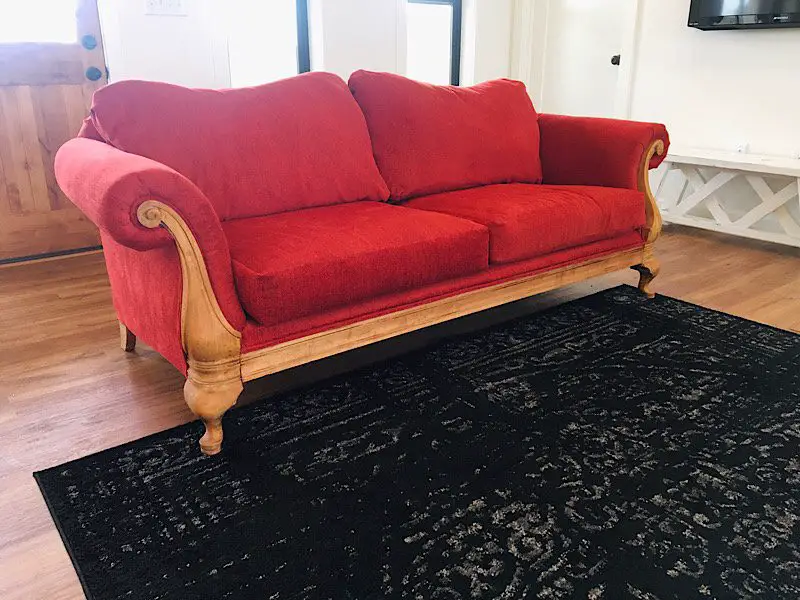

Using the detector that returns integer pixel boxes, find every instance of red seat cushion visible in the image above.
[405,184,646,264]
[223,202,489,326]
[240,232,645,352]
[84,72,389,220]
[348,70,542,201]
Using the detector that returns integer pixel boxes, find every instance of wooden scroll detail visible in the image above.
[639,138,666,244]
[137,201,242,456]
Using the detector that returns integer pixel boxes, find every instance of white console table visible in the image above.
[655,147,800,248]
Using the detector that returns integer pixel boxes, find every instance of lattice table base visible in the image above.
[656,152,800,248]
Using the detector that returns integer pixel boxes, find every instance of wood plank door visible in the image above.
[0,0,107,262]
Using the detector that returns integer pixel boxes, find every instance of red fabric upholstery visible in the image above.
[222,202,490,326]
[348,70,542,200]
[538,114,670,190]
[101,234,187,374]
[55,138,248,373]
[55,138,244,328]
[85,72,389,220]
[404,184,646,264]
[241,232,644,352]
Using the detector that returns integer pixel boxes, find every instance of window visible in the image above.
[226,0,311,88]
[296,0,311,73]
[406,0,462,86]
[0,0,78,44]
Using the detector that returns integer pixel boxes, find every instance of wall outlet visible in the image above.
[734,142,750,154]
[145,0,187,16]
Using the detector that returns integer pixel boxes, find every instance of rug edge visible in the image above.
[33,471,98,600]
[626,284,799,337]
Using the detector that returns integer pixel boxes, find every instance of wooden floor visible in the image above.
[1,225,798,600]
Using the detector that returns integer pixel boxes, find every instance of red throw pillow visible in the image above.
[85,72,389,220]
[348,70,542,200]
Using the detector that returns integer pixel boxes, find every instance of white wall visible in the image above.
[226,0,299,87]
[463,0,514,85]
[98,0,514,89]
[97,0,229,88]
[516,0,800,158]
[509,0,548,105]
[310,0,402,79]
[629,1,800,157]
[632,1,800,238]
[313,0,512,84]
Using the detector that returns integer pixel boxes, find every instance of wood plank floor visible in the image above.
[1,224,798,600]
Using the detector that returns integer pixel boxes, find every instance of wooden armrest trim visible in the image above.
[137,200,242,455]
[137,200,240,347]
[639,139,665,244]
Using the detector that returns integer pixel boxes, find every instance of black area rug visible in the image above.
[36,286,800,600]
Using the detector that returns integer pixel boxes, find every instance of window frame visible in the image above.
[407,0,463,85]
[296,0,312,73]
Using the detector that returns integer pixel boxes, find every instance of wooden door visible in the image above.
[0,0,106,262]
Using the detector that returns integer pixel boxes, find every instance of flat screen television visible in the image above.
[689,0,800,29]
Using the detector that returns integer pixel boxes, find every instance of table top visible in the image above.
[666,146,800,178]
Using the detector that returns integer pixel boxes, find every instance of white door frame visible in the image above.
[614,0,642,118]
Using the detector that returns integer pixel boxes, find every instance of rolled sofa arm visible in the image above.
[55,137,246,344]
[57,137,249,453]
[538,114,669,190]
[538,114,669,245]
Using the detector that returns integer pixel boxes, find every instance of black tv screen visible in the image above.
[689,0,800,29]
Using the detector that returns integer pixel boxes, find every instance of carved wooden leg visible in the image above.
[632,139,665,300]
[183,358,243,455]
[138,200,243,455]
[631,257,660,299]
[119,321,136,352]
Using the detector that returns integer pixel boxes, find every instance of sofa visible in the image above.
[55,70,669,455]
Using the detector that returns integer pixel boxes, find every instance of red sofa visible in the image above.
[55,71,669,455]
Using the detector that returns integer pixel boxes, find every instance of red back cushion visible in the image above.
[348,70,542,200]
[85,72,390,220]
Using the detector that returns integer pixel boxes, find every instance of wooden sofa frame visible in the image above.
[128,140,665,455]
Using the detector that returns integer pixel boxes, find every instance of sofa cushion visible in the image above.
[240,232,645,351]
[223,202,489,326]
[348,70,542,201]
[85,72,390,220]
[404,184,646,264]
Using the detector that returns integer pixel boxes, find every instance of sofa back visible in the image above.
[348,70,542,201]
[83,72,389,220]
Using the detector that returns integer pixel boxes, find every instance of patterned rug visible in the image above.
[35,286,800,600]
